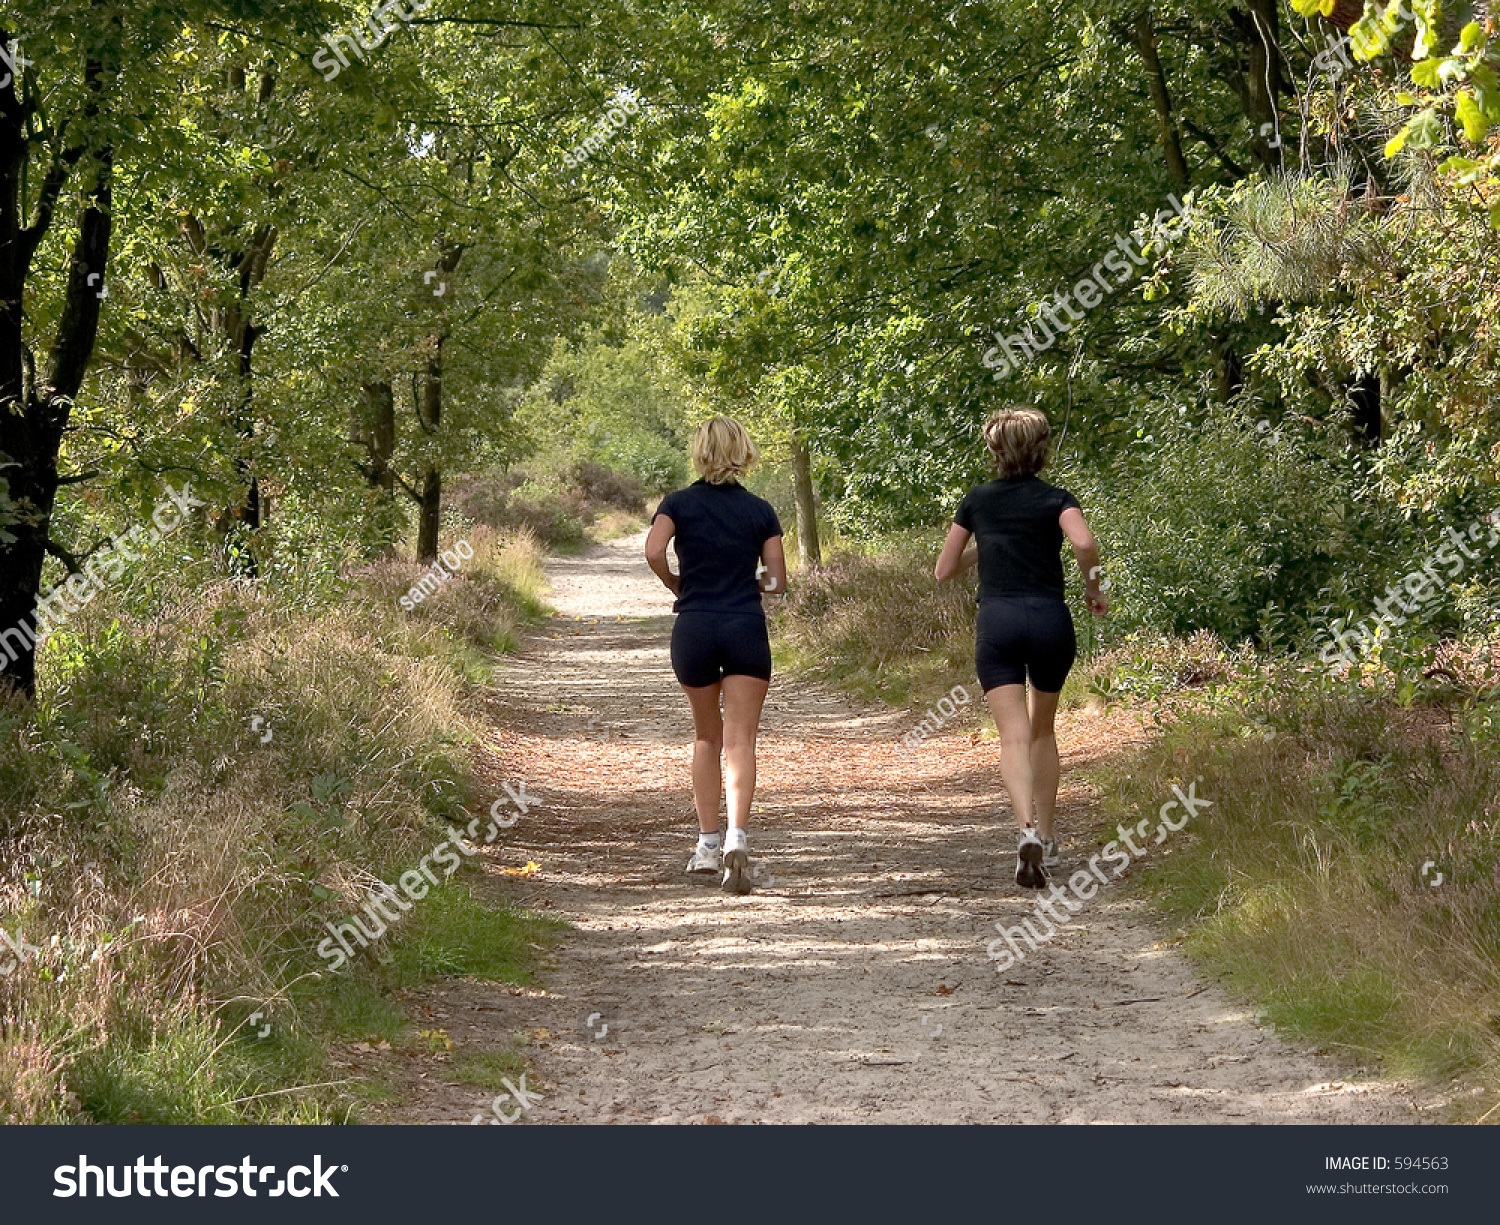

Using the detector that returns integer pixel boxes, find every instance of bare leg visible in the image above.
[720,674,770,831]
[682,683,724,834]
[1029,687,1063,840]
[983,683,1035,831]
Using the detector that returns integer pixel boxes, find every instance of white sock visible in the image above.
[724,827,748,852]
[698,831,721,849]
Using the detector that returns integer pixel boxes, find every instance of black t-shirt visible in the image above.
[654,480,783,614]
[954,476,1081,598]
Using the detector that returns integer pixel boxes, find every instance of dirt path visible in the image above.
[388,529,1422,1124]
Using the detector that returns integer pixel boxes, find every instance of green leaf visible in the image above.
[1440,154,1484,182]
[1456,91,1489,143]
[1351,18,1390,59]
[1411,59,1443,88]
[1459,21,1485,53]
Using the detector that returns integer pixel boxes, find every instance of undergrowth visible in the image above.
[0,523,561,1123]
[1088,656,1500,1119]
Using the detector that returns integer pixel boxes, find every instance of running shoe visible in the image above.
[687,842,722,874]
[722,829,752,895]
[1016,827,1046,890]
[1041,838,1060,870]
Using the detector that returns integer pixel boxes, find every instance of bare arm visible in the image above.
[760,534,787,595]
[1060,506,1108,616]
[934,523,977,582]
[644,514,679,595]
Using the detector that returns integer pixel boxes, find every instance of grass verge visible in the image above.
[0,523,561,1123]
[1088,663,1500,1119]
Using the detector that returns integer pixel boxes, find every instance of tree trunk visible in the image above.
[1216,340,1244,403]
[185,216,275,574]
[1236,0,1284,170]
[1133,8,1191,189]
[411,243,462,563]
[790,437,820,566]
[415,347,443,562]
[1349,371,1381,448]
[365,380,396,493]
[0,50,112,699]
[353,380,400,558]
[417,467,442,563]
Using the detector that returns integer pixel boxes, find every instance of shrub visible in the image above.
[564,459,646,515]
[1062,405,1411,647]
[773,535,977,704]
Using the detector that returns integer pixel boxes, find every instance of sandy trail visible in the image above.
[387,529,1421,1125]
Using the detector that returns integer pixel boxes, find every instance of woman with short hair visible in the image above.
[935,407,1108,888]
[645,417,787,894]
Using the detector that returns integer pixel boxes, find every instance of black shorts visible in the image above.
[671,610,772,688]
[975,595,1076,694]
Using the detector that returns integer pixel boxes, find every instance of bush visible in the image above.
[564,459,646,515]
[1061,406,1411,647]
[447,471,588,549]
[447,460,650,550]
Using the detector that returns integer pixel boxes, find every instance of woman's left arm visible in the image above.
[935,524,976,582]
[759,535,788,595]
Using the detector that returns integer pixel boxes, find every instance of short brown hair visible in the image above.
[691,416,758,485]
[983,407,1050,479]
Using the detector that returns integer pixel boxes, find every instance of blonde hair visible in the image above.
[983,407,1050,479]
[691,416,758,485]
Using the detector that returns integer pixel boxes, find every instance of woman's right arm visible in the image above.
[1060,506,1109,616]
[644,514,680,595]
[934,524,975,582]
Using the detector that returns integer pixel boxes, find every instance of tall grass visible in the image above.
[0,522,559,1123]
[773,535,980,707]
[1090,660,1500,1116]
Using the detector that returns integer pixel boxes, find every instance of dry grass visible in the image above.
[1096,665,1500,1118]
[772,537,978,708]
[0,527,554,1123]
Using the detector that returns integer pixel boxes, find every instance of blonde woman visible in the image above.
[935,407,1108,888]
[645,418,787,894]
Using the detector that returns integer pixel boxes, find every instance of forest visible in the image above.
[1,0,1497,1126]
